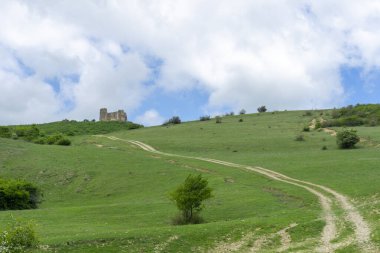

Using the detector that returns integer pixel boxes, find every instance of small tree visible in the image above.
[199,115,211,121]
[239,109,246,115]
[169,116,181,124]
[336,129,360,149]
[215,116,222,124]
[170,174,213,224]
[257,106,267,113]
[163,116,181,126]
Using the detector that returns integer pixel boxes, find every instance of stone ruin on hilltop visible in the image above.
[99,108,127,122]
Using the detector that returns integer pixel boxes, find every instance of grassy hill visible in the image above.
[0,110,379,252]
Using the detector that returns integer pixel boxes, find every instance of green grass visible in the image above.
[0,110,379,251]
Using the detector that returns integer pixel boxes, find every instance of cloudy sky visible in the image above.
[1,1,380,126]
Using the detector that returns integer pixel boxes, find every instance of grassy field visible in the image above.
[0,110,379,252]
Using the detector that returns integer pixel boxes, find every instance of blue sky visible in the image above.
[0,1,379,125]
[341,66,380,106]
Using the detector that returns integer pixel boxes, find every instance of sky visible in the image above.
[1,1,380,126]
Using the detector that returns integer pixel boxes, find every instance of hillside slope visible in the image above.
[0,110,379,252]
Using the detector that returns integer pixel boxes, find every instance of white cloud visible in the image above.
[1,1,380,124]
[135,109,165,126]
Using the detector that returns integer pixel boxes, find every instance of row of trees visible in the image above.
[163,106,268,126]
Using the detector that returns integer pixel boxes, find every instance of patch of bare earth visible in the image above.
[209,232,255,253]
[153,235,179,253]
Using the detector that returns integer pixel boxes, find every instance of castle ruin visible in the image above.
[99,108,127,122]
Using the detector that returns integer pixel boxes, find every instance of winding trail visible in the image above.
[98,136,375,252]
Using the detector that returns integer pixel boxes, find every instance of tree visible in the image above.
[239,109,246,115]
[199,115,211,121]
[163,116,181,126]
[336,129,360,149]
[170,174,213,224]
[257,106,267,113]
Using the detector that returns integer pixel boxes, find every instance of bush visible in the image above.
[67,131,75,136]
[336,129,360,149]
[315,121,322,129]
[33,138,45,145]
[369,118,378,127]
[0,179,42,210]
[303,111,313,116]
[321,145,328,150]
[57,138,71,146]
[0,127,12,138]
[239,109,246,115]
[0,218,39,252]
[15,125,40,141]
[163,116,181,125]
[199,115,211,121]
[303,126,310,132]
[257,106,267,113]
[215,116,222,124]
[170,175,213,225]
[328,104,380,127]
[295,135,305,141]
[129,123,144,129]
[45,134,63,145]
[239,118,243,122]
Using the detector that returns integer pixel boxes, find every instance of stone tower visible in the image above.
[99,108,127,122]
[99,108,108,121]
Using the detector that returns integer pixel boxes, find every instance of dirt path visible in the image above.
[98,136,375,252]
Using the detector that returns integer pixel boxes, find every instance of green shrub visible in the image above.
[257,106,267,113]
[170,175,213,225]
[340,116,364,126]
[303,126,310,132]
[45,134,63,145]
[128,123,143,129]
[303,111,313,116]
[328,104,380,127]
[336,129,360,149]
[199,115,211,121]
[239,118,243,122]
[295,135,305,141]
[315,121,322,129]
[67,131,75,136]
[0,179,42,210]
[215,116,222,124]
[369,118,378,126]
[0,218,39,252]
[0,127,12,138]
[33,138,45,145]
[15,125,40,141]
[163,116,181,126]
[57,138,71,146]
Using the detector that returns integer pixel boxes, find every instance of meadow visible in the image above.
[0,110,379,252]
